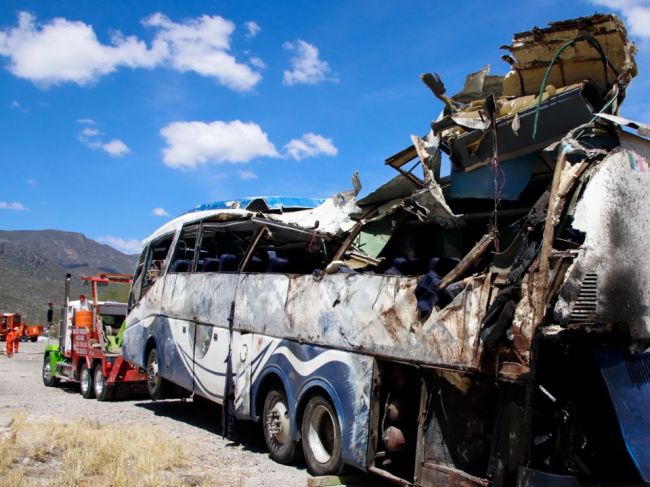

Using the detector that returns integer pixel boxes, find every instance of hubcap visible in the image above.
[80,369,90,394]
[147,356,158,389]
[308,404,336,464]
[94,370,105,397]
[43,361,51,381]
[267,399,290,445]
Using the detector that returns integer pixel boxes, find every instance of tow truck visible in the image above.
[1,313,43,342]
[42,273,146,400]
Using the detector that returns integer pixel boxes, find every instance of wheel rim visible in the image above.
[147,354,159,390]
[267,397,291,445]
[94,369,105,397]
[307,404,336,464]
[80,368,90,395]
[43,360,51,382]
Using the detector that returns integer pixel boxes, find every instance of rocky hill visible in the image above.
[0,230,138,323]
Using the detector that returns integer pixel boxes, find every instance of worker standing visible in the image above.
[5,329,15,358]
[13,326,22,354]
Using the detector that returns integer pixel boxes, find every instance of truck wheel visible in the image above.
[42,354,59,387]
[94,364,114,401]
[31,336,38,343]
[80,363,95,399]
[146,347,169,400]
[301,395,343,476]
[263,387,298,464]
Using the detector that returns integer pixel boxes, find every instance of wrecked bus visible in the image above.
[122,14,649,486]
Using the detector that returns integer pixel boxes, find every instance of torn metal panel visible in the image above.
[595,113,650,138]
[447,153,539,201]
[356,174,420,208]
[233,272,491,369]
[554,141,650,339]
[441,83,598,171]
[267,191,359,236]
[452,64,504,103]
[501,14,637,97]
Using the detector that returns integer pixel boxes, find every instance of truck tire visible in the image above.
[80,363,95,399]
[31,336,38,343]
[262,387,298,464]
[301,395,343,476]
[42,354,60,387]
[146,347,169,400]
[94,364,115,401]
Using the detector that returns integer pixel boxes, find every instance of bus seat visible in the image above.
[385,257,408,275]
[172,259,190,272]
[219,254,241,271]
[266,251,289,272]
[248,256,264,272]
[202,258,221,272]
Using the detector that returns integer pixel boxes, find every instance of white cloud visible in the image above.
[282,39,336,86]
[0,12,163,87]
[591,0,650,40]
[284,133,338,160]
[10,100,20,109]
[0,12,262,92]
[26,178,37,186]
[80,126,99,138]
[102,139,130,157]
[77,119,130,157]
[0,201,26,210]
[143,13,261,92]
[95,236,143,254]
[152,207,170,217]
[249,56,266,69]
[160,120,279,168]
[238,169,258,180]
[244,21,261,38]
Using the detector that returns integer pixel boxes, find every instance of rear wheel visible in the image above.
[30,336,38,343]
[42,354,59,387]
[263,388,298,464]
[301,395,343,476]
[146,347,169,400]
[80,364,95,399]
[94,364,114,401]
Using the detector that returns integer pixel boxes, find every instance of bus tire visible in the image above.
[94,364,114,401]
[263,388,298,464]
[80,363,95,399]
[146,347,169,400]
[42,354,59,387]
[301,395,344,476]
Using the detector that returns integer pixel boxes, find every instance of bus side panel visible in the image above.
[192,322,230,403]
[250,337,374,470]
[160,316,195,393]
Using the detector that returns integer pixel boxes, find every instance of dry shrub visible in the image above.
[0,413,191,487]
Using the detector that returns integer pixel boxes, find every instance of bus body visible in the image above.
[123,15,649,487]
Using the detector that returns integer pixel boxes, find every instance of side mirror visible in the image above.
[46,303,54,324]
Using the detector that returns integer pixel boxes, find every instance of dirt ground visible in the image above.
[0,342,349,487]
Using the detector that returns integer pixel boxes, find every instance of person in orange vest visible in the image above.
[5,329,15,358]
[12,326,22,354]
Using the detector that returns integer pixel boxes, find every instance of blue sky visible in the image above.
[1,0,648,254]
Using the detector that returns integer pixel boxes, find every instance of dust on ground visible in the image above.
[0,342,313,486]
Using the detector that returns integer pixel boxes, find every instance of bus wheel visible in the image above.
[263,388,298,464]
[94,364,114,401]
[301,395,343,476]
[42,354,59,387]
[80,364,95,399]
[146,347,169,400]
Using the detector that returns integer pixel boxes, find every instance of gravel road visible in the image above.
[0,342,319,486]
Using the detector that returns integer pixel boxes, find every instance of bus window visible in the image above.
[195,221,254,272]
[129,234,174,309]
[169,225,200,273]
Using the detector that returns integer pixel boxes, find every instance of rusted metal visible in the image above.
[438,234,495,291]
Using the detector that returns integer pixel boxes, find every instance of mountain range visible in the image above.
[0,230,138,323]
